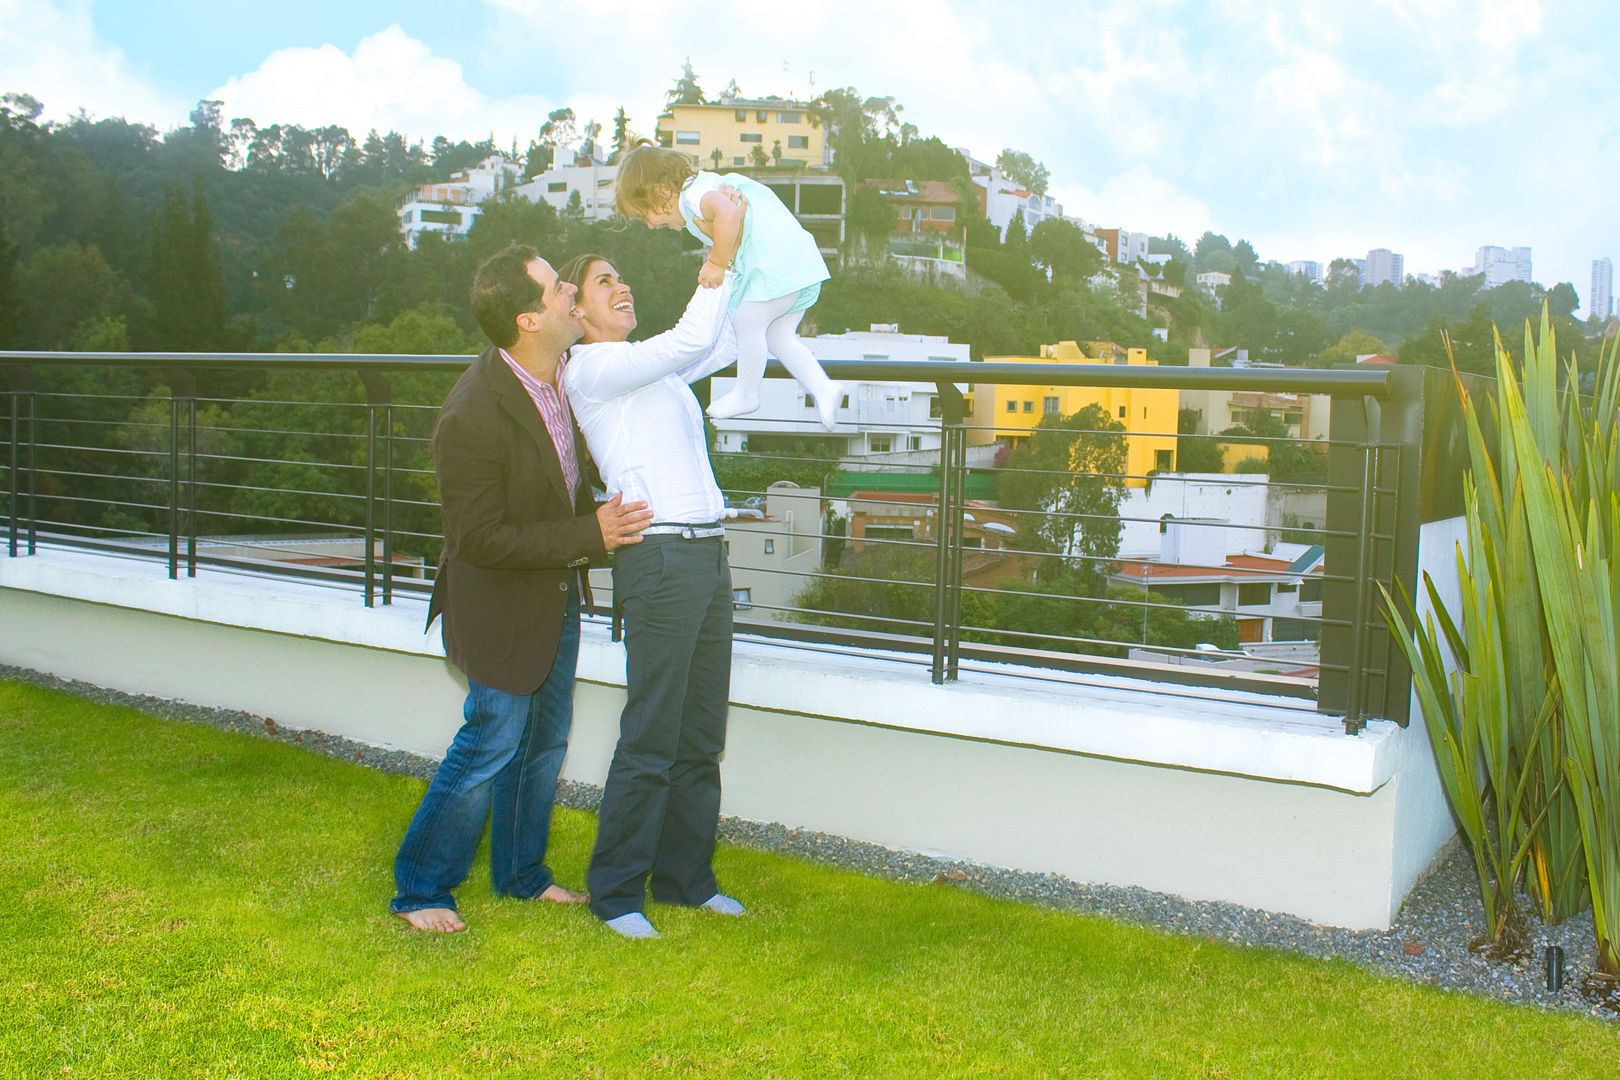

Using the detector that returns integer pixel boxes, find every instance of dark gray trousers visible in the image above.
[588,535,733,920]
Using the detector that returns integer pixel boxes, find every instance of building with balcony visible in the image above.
[656,96,826,171]
[512,160,620,223]
[969,341,1179,486]
[396,155,523,248]
[708,325,972,457]
[863,178,967,282]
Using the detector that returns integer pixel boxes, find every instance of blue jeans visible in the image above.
[391,592,580,914]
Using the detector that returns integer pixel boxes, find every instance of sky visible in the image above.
[4,0,1618,315]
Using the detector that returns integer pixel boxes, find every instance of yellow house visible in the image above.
[655,98,826,171]
[971,341,1179,488]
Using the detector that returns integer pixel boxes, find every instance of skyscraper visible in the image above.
[1592,257,1613,319]
[1473,246,1533,288]
[1365,248,1404,288]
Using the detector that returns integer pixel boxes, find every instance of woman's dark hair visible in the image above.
[470,243,542,348]
[556,252,610,295]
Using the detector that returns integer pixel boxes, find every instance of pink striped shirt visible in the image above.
[499,349,580,501]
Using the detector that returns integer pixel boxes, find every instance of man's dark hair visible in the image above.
[470,243,543,348]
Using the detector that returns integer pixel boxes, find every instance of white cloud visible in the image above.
[0,0,183,126]
[209,25,555,145]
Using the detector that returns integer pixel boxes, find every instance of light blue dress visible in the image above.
[679,171,829,314]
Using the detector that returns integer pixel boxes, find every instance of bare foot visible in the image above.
[539,884,589,904]
[396,907,466,933]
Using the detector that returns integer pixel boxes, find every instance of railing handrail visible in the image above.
[1,351,1393,397]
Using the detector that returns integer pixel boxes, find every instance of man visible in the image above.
[558,252,747,939]
[390,243,653,933]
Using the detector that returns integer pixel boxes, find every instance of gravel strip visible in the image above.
[6,664,1615,1023]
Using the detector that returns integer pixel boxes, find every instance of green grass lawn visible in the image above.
[3,678,1617,1079]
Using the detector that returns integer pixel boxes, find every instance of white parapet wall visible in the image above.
[0,545,1455,929]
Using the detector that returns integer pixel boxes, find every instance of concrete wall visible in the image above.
[0,546,1454,929]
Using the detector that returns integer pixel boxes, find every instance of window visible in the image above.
[756,110,768,122]
[1276,582,1298,593]
[1023,401,1035,413]
[787,135,809,149]
[778,112,802,123]
[1300,579,1323,603]
[763,539,774,554]
[1005,400,1017,413]
[930,397,942,419]
[675,130,701,144]
[1161,583,1221,606]
[841,395,849,408]
[865,525,915,541]
[740,133,763,143]
[735,109,748,121]
[907,436,922,450]
[547,182,568,193]
[1238,583,1271,606]
[1155,449,1174,470]
[420,209,461,225]
[1143,407,1149,418]
[732,587,752,610]
[597,178,612,188]
[1043,396,1060,416]
[1118,405,1128,418]
[930,206,956,221]
[733,157,745,166]
[870,436,892,452]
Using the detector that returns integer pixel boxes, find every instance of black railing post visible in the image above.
[359,372,393,607]
[5,364,35,558]
[931,382,966,683]
[163,369,197,580]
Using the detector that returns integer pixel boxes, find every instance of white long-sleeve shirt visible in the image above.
[565,281,738,524]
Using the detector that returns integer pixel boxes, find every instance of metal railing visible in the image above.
[3,351,1417,731]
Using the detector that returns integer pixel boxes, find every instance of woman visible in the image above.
[559,253,748,940]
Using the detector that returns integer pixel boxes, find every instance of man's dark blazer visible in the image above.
[426,345,605,695]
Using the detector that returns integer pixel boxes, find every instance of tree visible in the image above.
[1547,281,1579,320]
[667,58,706,107]
[610,107,631,162]
[998,404,1128,566]
[146,180,227,350]
[1192,232,1236,274]
[995,148,1048,195]
[1150,233,1193,265]
[0,214,19,347]
[16,242,136,348]
[1314,330,1387,367]
[539,108,578,162]
[1029,217,1103,283]
[846,185,894,248]
[1233,239,1259,279]
[748,144,770,167]
[1176,408,1225,473]
[771,140,783,167]
[810,87,903,184]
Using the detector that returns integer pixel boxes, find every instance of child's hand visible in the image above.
[698,260,727,289]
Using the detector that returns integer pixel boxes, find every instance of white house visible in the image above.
[512,161,621,223]
[708,325,972,457]
[396,155,524,248]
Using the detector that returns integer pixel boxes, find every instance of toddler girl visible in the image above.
[615,146,842,428]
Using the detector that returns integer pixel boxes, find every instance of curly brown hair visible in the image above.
[615,145,696,219]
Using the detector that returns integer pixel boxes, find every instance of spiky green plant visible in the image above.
[1384,308,1618,978]
[1498,314,1620,980]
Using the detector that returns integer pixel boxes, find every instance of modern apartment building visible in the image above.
[1286,260,1323,284]
[1363,248,1404,288]
[1472,245,1533,288]
[395,155,523,248]
[1592,257,1613,319]
[511,160,619,223]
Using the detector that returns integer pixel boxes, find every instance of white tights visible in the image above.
[707,293,842,429]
